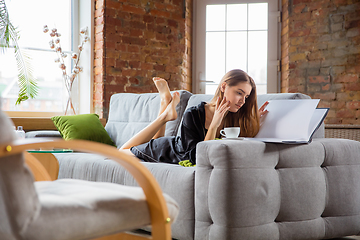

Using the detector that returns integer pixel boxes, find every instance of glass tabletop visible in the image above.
[27,149,73,153]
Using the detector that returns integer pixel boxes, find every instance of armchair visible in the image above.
[0,109,178,240]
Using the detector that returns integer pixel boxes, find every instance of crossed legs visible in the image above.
[119,78,180,154]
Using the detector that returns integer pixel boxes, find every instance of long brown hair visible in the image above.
[209,69,260,137]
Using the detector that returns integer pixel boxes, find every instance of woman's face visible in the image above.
[221,81,252,113]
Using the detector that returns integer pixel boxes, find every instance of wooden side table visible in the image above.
[27,149,73,180]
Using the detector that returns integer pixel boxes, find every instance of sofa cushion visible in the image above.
[51,114,116,146]
[24,179,178,240]
[195,138,360,239]
[55,152,195,240]
[105,90,192,148]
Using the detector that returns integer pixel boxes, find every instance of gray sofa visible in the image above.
[52,91,360,240]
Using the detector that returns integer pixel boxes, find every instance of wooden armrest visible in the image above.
[0,138,171,240]
[24,152,52,181]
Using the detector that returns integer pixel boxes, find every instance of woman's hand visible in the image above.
[204,96,230,141]
[209,96,230,129]
[258,101,269,124]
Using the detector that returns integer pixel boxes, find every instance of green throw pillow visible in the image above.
[51,114,116,147]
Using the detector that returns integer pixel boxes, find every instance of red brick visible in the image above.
[336,109,355,118]
[347,101,360,109]
[293,4,307,14]
[116,11,131,20]
[129,77,140,85]
[94,91,103,102]
[130,29,143,37]
[150,9,171,18]
[331,101,346,109]
[105,40,116,49]
[165,65,179,74]
[128,45,140,52]
[95,8,104,18]
[96,0,104,10]
[156,18,166,25]
[308,75,330,83]
[144,30,156,39]
[141,62,153,70]
[322,84,331,91]
[289,53,306,62]
[344,83,360,91]
[95,49,103,59]
[106,8,117,18]
[346,28,360,37]
[313,92,336,100]
[106,84,126,93]
[106,57,116,67]
[105,16,122,26]
[335,74,359,83]
[168,19,178,28]
[95,16,104,26]
[318,101,331,108]
[115,76,128,85]
[293,21,304,29]
[122,4,145,15]
[291,12,311,21]
[106,50,120,58]
[94,41,103,51]
[129,61,141,68]
[115,43,127,52]
[115,60,128,68]
[156,33,167,41]
[154,65,166,71]
[121,36,146,46]
[288,85,305,93]
[94,66,103,75]
[107,1,122,9]
[120,69,137,77]
[95,24,104,34]
[293,0,311,4]
[166,4,178,12]
[289,28,311,38]
[142,16,153,24]
[129,20,146,29]
[342,118,359,124]
[154,2,166,10]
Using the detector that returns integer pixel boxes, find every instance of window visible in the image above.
[193,0,280,95]
[0,0,93,117]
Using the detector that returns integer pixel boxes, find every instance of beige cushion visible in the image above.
[23,179,179,240]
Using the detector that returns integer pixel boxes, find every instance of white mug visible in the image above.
[220,127,240,138]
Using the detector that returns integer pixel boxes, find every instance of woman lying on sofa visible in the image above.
[119,69,269,164]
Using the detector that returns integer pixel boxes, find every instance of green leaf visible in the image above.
[14,46,38,104]
[0,0,38,104]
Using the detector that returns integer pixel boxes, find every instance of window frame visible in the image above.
[3,0,94,117]
[193,0,280,94]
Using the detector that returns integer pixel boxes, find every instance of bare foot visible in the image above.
[153,77,172,105]
[161,91,180,122]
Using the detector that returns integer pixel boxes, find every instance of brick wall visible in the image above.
[94,0,192,118]
[282,0,360,124]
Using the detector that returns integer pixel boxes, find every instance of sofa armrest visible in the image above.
[11,117,107,131]
[25,130,62,138]
[195,139,360,240]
